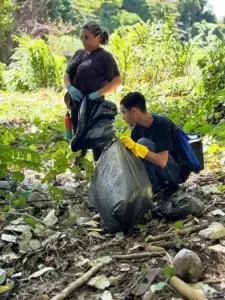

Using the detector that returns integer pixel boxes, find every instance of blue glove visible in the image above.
[67,85,83,102]
[88,91,101,101]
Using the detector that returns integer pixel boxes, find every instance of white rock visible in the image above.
[199,222,225,240]
[10,217,25,225]
[209,244,225,254]
[29,239,41,251]
[1,234,17,243]
[87,275,110,290]
[101,291,113,300]
[5,225,30,233]
[208,209,225,217]
[44,210,58,227]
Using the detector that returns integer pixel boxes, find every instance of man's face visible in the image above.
[120,104,137,126]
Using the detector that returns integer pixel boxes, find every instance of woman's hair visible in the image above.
[83,21,109,45]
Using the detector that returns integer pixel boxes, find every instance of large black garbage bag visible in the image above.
[71,98,117,152]
[89,140,155,233]
[157,192,204,220]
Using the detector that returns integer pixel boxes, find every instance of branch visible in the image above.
[51,263,104,300]
[91,239,124,252]
[112,252,165,260]
[145,224,208,242]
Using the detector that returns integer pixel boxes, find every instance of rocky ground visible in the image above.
[0,167,225,300]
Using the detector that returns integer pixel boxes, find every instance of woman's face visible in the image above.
[81,29,101,52]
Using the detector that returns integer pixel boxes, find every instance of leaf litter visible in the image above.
[0,168,225,299]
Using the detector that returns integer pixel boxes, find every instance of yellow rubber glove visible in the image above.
[120,136,149,158]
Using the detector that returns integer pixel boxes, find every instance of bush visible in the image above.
[0,63,6,90]
[109,19,225,140]
[4,35,66,92]
[47,34,81,57]
[0,0,16,63]
[109,20,193,87]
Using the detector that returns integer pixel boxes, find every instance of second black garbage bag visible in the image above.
[89,139,155,233]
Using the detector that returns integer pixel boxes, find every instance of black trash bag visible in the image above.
[156,192,204,220]
[89,140,155,233]
[71,97,117,152]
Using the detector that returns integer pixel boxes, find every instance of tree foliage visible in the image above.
[3,36,66,92]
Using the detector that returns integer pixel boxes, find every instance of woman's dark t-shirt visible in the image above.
[66,48,120,95]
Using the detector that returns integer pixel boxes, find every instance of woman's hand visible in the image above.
[88,91,101,101]
[67,85,83,102]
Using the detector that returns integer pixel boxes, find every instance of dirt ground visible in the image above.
[0,169,225,300]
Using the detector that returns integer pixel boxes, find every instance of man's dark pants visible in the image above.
[138,138,184,194]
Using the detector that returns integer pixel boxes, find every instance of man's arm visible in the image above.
[120,136,169,168]
[144,150,168,168]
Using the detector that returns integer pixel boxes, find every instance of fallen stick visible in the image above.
[145,233,174,243]
[146,224,208,242]
[112,252,165,260]
[91,238,124,252]
[51,262,104,300]
[169,276,207,300]
[149,238,191,249]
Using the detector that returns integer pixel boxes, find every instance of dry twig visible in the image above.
[51,263,104,300]
[91,238,124,252]
[112,252,165,260]
[146,224,208,242]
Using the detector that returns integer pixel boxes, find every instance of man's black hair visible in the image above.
[120,92,147,112]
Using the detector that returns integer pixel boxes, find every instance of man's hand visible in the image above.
[67,85,83,102]
[120,136,149,159]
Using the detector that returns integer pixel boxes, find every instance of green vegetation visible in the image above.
[0,0,224,196]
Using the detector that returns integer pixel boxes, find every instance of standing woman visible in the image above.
[64,21,121,161]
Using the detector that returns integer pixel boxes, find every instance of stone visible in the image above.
[29,239,41,251]
[44,210,58,227]
[173,249,203,283]
[1,234,17,243]
[101,291,113,300]
[208,244,225,254]
[0,253,19,262]
[5,225,30,233]
[87,275,110,290]
[199,222,225,240]
[208,209,225,217]
[27,191,52,209]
